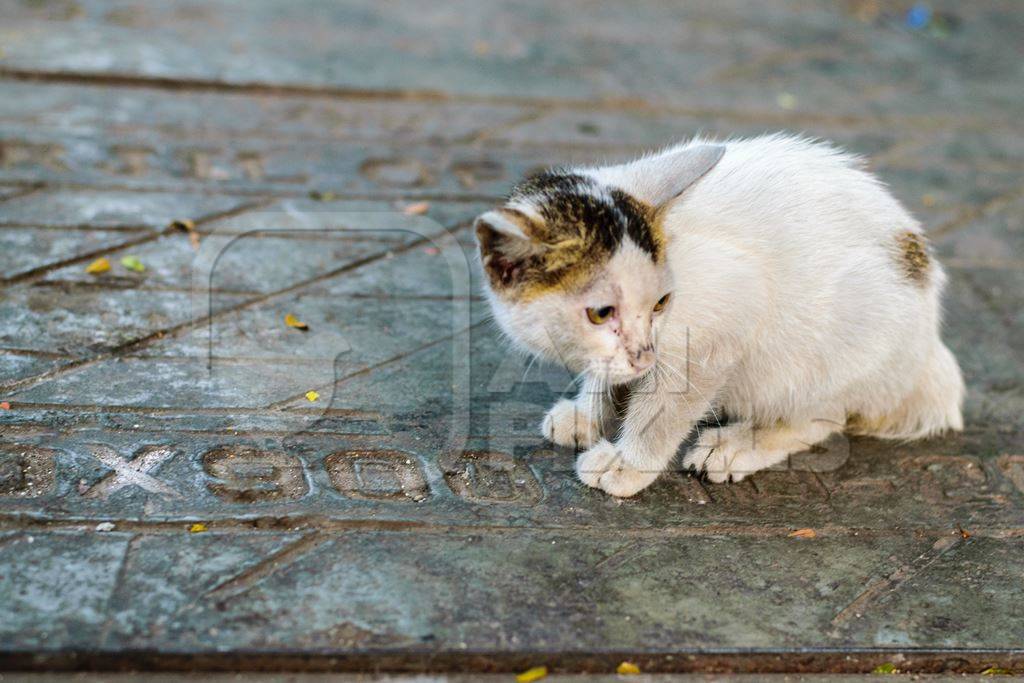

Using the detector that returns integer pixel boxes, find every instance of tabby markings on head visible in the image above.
[484,171,663,300]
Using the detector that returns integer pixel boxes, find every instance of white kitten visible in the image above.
[475,134,964,497]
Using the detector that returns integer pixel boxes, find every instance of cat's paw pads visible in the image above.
[575,440,657,497]
[682,428,765,483]
[541,398,601,449]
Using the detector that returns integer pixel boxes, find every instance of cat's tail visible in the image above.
[852,341,965,440]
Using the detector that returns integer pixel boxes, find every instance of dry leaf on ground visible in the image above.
[402,201,430,215]
[284,313,309,331]
[85,257,111,274]
[516,667,548,683]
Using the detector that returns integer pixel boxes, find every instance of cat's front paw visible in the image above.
[575,439,620,488]
[541,398,601,449]
[682,426,764,483]
[575,439,658,497]
[598,463,659,498]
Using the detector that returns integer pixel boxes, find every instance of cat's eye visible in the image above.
[653,292,672,313]
[586,306,615,325]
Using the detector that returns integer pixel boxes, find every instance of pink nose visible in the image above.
[630,347,655,372]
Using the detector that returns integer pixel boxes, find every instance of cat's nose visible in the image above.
[631,346,655,372]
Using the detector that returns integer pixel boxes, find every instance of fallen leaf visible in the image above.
[120,255,145,272]
[956,524,971,539]
[189,523,208,533]
[516,666,548,683]
[403,201,430,215]
[85,257,111,274]
[872,663,898,674]
[0,402,9,410]
[170,218,196,232]
[776,92,797,110]
[617,661,641,675]
[285,313,309,331]
[982,667,1013,676]
[305,390,320,402]
[309,190,337,201]
[788,528,817,539]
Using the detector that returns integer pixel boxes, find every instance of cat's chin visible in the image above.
[587,366,652,387]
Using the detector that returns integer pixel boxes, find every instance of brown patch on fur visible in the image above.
[846,412,879,435]
[895,231,930,285]
[476,208,608,301]
[478,173,662,301]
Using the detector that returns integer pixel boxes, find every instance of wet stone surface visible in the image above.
[1,0,1024,675]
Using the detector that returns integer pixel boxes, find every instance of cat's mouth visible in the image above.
[592,361,655,386]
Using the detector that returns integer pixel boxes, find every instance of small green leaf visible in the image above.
[120,255,145,272]
[872,663,898,674]
[982,667,1013,676]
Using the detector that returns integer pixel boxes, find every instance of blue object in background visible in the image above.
[906,3,932,29]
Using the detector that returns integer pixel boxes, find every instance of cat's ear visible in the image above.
[475,208,544,290]
[633,144,725,210]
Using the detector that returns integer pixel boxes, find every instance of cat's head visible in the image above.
[475,144,724,385]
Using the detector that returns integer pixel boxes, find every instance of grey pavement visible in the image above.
[1,0,1023,676]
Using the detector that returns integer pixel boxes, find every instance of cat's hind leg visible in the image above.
[850,341,964,440]
[682,414,845,483]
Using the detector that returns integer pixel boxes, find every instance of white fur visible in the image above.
[483,134,965,496]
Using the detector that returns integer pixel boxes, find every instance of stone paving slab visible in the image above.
[0,226,149,282]
[5,677,1022,683]
[2,78,1022,212]
[0,81,530,147]
[0,185,30,201]
[2,0,1024,676]
[2,1,1022,129]
[0,190,252,229]
[0,133,556,199]
[0,285,245,356]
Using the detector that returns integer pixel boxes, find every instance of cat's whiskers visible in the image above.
[520,353,539,383]
[656,357,722,433]
[655,363,703,443]
[657,348,708,370]
[676,373,722,432]
[591,373,607,444]
[581,365,611,447]
[655,348,721,426]
[585,374,596,446]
